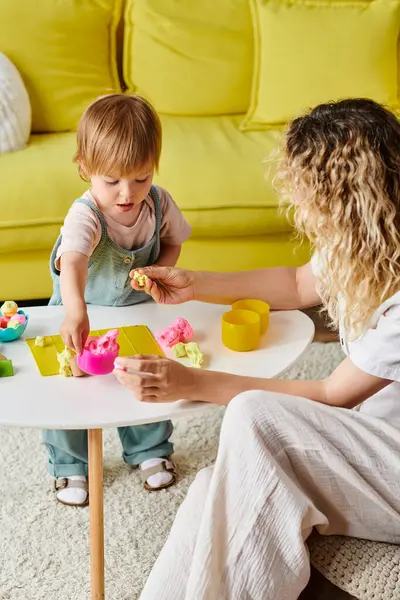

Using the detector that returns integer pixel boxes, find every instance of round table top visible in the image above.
[0,302,314,429]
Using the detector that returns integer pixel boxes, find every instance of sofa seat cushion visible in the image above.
[0,116,288,255]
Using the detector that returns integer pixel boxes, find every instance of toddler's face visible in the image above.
[89,165,154,223]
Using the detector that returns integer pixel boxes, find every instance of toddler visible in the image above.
[44,93,191,506]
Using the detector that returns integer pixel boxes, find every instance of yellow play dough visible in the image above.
[173,342,187,358]
[1,300,18,318]
[133,271,148,287]
[185,342,204,368]
[57,347,75,377]
[35,335,46,347]
[173,341,204,368]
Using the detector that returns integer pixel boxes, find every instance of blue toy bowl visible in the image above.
[0,310,29,342]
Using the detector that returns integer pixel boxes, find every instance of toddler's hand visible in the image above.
[60,309,90,356]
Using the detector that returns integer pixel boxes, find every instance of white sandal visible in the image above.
[54,477,89,507]
[139,457,177,492]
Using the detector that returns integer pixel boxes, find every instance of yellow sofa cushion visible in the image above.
[242,0,400,130]
[0,134,87,254]
[0,117,289,255]
[123,0,253,115]
[0,0,122,133]
[156,115,288,235]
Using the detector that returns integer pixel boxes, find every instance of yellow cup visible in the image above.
[222,309,261,352]
[231,299,270,334]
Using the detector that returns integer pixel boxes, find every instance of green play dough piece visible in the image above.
[0,359,14,377]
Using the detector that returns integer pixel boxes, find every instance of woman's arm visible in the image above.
[133,262,321,310]
[113,355,390,409]
[192,262,319,308]
[156,243,181,267]
[188,356,390,408]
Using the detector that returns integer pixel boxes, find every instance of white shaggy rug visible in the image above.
[0,343,344,600]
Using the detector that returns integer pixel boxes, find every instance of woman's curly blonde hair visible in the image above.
[276,99,400,338]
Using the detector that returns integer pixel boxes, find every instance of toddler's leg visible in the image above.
[118,421,175,490]
[140,392,400,600]
[42,429,88,506]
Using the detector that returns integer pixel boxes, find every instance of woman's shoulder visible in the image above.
[349,290,400,381]
[373,291,400,323]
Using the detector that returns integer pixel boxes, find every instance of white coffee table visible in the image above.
[0,302,314,599]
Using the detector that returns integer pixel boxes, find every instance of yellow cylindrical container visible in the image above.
[222,309,261,352]
[231,299,270,334]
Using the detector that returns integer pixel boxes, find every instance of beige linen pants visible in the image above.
[140,391,400,600]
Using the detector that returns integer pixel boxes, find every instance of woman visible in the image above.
[114,99,400,600]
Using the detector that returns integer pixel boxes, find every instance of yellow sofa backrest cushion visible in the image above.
[0,0,122,133]
[242,0,400,130]
[123,0,254,115]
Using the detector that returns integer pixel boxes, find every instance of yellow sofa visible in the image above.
[0,119,308,300]
[5,0,365,301]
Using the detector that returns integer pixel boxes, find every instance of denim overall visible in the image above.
[43,186,173,477]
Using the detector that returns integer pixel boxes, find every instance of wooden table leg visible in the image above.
[88,429,105,600]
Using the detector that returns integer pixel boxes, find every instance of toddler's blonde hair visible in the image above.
[74,93,162,179]
[276,98,400,338]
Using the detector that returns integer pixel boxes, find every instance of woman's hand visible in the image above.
[113,355,197,402]
[60,308,90,355]
[129,266,195,305]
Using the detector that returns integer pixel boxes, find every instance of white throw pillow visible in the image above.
[0,53,31,153]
